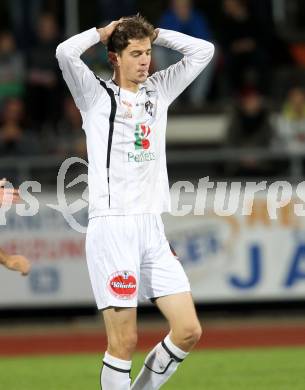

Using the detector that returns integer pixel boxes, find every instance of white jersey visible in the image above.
[56,27,214,218]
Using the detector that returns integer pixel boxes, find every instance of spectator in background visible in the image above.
[276,87,305,151]
[226,89,272,147]
[0,31,25,109]
[154,0,214,109]
[0,98,39,157]
[26,13,61,130]
[96,0,136,22]
[225,89,273,174]
[7,0,45,50]
[220,0,270,95]
[54,96,86,158]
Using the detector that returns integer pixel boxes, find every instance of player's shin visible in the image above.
[131,334,188,390]
[101,351,132,390]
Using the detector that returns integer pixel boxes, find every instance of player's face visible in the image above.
[117,37,152,84]
[0,188,20,205]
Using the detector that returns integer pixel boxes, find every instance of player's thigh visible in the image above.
[103,306,138,349]
[86,216,140,310]
[155,292,201,334]
[140,216,190,301]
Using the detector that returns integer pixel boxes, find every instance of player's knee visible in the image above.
[122,331,138,353]
[183,322,202,346]
[174,321,202,349]
[108,330,138,359]
[191,322,203,345]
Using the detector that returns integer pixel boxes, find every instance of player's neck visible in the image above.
[112,72,139,94]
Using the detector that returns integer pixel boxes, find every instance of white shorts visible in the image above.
[85,214,190,310]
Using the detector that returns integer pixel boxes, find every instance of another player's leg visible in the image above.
[101,306,137,390]
[131,292,201,389]
[0,179,31,275]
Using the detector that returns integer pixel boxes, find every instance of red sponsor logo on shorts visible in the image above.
[107,271,137,299]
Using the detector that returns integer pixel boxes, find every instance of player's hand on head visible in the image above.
[5,255,31,276]
[98,20,121,45]
[153,28,159,42]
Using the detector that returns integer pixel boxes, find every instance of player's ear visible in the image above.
[108,51,119,67]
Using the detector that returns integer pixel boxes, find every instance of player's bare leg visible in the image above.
[101,307,137,389]
[131,292,201,389]
[156,292,202,351]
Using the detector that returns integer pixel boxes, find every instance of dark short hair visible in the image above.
[107,14,154,54]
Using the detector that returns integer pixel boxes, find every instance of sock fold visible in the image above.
[131,334,189,390]
[103,351,132,372]
[101,352,132,390]
[163,334,188,361]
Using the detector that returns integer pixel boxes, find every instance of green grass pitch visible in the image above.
[0,347,305,389]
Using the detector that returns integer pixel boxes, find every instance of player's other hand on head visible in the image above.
[98,20,121,45]
[153,28,159,42]
[6,255,31,276]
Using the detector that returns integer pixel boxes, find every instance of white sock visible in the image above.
[101,351,132,390]
[131,335,188,390]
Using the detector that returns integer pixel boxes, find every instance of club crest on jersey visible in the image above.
[107,271,137,299]
[135,123,151,150]
[145,100,154,116]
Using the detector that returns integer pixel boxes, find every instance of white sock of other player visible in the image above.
[101,351,132,390]
[131,334,188,390]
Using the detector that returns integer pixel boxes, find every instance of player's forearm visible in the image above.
[0,247,9,265]
[97,27,107,44]
[56,27,100,64]
[154,28,214,64]
[151,29,215,104]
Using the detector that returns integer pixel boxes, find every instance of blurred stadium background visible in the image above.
[1,0,305,389]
